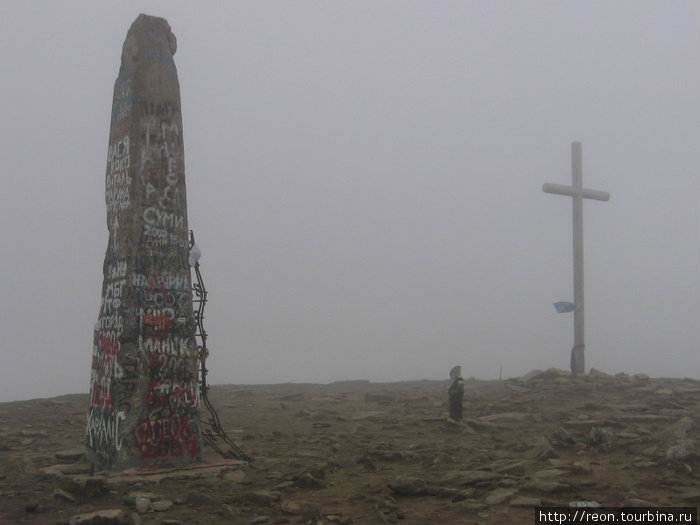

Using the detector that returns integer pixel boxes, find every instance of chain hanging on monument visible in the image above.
[189,230,251,462]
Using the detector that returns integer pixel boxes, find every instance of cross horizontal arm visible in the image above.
[542,183,610,202]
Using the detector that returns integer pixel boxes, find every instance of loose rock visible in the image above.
[185,491,217,506]
[485,488,518,505]
[388,476,429,496]
[53,488,77,503]
[55,448,87,461]
[666,439,696,461]
[152,499,173,511]
[134,497,151,514]
[68,509,130,525]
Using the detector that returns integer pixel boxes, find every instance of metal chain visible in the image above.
[189,230,251,462]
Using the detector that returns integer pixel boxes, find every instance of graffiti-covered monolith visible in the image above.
[87,14,201,468]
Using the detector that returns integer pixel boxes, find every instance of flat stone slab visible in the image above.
[69,509,129,525]
[55,448,87,461]
[105,460,246,484]
[43,463,93,476]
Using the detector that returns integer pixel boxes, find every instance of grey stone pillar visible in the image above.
[87,14,201,468]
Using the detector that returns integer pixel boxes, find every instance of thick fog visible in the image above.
[1,1,698,402]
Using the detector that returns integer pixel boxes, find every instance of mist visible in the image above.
[1,1,698,402]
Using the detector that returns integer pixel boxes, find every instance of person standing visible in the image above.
[448,365,464,420]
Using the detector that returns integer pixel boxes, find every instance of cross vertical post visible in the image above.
[543,142,610,375]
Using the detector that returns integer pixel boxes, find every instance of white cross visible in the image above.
[543,142,610,375]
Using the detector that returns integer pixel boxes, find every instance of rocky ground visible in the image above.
[1,369,700,525]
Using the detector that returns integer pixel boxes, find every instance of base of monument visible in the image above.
[102,459,247,484]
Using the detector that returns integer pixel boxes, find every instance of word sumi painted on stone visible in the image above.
[87,14,201,469]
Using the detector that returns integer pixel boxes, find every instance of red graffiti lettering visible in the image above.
[142,309,172,338]
[135,415,199,460]
[90,383,113,409]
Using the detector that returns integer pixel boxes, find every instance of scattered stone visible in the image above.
[440,470,500,487]
[572,461,593,474]
[569,501,602,508]
[245,490,280,507]
[249,516,270,524]
[81,476,108,497]
[24,501,40,512]
[588,427,614,451]
[55,448,86,461]
[56,475,107,500]
[7,375,700,525]
[280,393,305,401]
[661,417,694,440]
[152,499,173,512]
[615,431,647,444]
[281,501,302,514]
[479,460,526,474]
[428,486,465,499]
[666,439,696,461]
[368,448,418,461]
[388,476,429,496]
[485,488,518,505]
[659,408,690,417]
[618,414,676,422]
[185,491,217,506]
[441,419,474,434]
[521,479,567,493]
[623,497,658,507]
[53,488,77,503]
[479,412,528,422]
[365,393,393,403]
[223,469,247,483]
[21,455,37,474]
[294,472,325,489]
[522,368,569,381]
[43,463,93,476]
[588,368,613,379]
[676,488,700,502]
[551,426,577,448]
[68,509,130,525]
[510,496,542,507]
[127,491,158,501]
[505,383,529,394]
[221,504,240,519]
[20,429,49,438]
[463,418,499,432]
[529,439,557,461]
[134,497,151,514]
[533,468,568,479]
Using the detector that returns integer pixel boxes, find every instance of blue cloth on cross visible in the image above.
[553,301,576,313]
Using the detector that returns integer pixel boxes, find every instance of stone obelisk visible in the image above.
[87,14,201,468]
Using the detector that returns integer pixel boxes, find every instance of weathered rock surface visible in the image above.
[2,374,700,524]
[68,509,130,525]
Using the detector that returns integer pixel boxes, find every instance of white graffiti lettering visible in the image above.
[143,207,184,230]
[86,410,126,451]
[139,335,190,356]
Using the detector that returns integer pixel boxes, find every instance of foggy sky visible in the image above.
[1,1,699,402]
